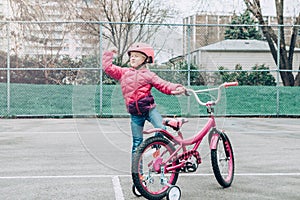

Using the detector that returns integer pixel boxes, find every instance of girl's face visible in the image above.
[129,52,147,68]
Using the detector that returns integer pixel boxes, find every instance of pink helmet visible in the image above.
[127,42,154,63]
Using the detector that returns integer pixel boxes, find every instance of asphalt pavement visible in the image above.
[0,117,299,200]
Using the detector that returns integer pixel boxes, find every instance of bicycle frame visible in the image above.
[132,82,237,199]
[144,115,215,145]
[142,82,238,173]
[143,115,216,172]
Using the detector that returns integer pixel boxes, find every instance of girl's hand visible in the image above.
[107,47,118,57]
[171,86,186,95]
[109,47,118,54]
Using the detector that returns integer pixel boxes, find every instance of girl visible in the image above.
[102,42,185,160]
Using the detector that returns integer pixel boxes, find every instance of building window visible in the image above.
[83,0,93,4]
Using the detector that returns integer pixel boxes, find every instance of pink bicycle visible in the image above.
[131,82,238,200]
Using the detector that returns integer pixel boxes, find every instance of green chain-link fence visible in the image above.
[0,21,299,117]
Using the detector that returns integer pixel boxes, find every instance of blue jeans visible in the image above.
[130,107,165,160]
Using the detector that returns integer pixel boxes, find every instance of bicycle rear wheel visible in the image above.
[211,132,234,188]
[132,136,179,200]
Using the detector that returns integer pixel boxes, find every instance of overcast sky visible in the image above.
[171,0,299,19]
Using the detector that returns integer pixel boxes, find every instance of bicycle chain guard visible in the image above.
[177,150,202,173]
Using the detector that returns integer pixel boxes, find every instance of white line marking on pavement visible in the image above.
[112,176,125,200]
[177,173,300,176]
[235,173,300,176]
[0,172,299,180]
[0,175,117,179]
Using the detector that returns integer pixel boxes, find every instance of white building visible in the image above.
[183,13,300,54]
[0,1,98,59]
[190,39,300,83]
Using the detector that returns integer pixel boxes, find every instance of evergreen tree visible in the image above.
[225,10,263,40]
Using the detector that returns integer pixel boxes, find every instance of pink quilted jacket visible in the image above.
[102,51,182,114]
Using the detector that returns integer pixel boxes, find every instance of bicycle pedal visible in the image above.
[185,162,198,172]
[179,167,187,173]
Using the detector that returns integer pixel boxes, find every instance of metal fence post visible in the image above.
[99,23,103,117]
[276,25,281,116]
[186,25,191,116]
[6,21,11,116]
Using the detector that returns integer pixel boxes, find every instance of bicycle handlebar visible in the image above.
[186,82,238,106]
[224,82,239,88]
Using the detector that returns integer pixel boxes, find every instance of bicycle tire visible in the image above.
[166,185,181,200]
[211,132,234,188]
[132,136,179,200]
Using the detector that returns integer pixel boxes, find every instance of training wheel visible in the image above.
[167,185,181,200]
[132,184,142,197]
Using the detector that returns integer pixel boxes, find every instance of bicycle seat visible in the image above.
[162,118,188,131]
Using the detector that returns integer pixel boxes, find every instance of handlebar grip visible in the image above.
[224,82,238,88]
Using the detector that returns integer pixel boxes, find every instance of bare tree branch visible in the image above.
[244,0,299,86]
[65,0,173,62]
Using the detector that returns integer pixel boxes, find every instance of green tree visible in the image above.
[225,10,263,40]
[219,64,276,86]
[248,65,276,86]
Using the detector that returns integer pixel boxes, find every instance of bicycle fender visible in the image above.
[209,133,220,150]
[143,128,176,143]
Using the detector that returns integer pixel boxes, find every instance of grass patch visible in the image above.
[0,83,299,117]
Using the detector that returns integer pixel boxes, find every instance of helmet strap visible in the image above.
[136,63,146,70]
[135,57,148,70]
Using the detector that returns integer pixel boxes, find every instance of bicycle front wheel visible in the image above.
[132,136,179,200]
[211,132,234,188]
